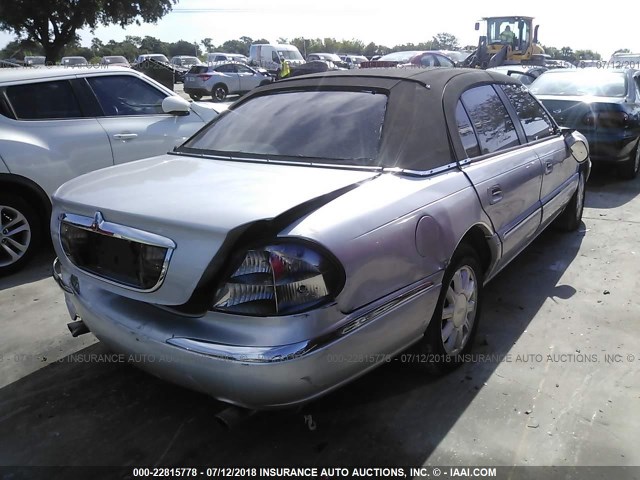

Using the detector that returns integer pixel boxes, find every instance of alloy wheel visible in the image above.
[0,205,31,267]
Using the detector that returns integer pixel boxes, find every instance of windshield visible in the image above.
[144,55,169,63]
[178,57,200,65]
[63,57,87,65]
[277,50,303,61]
[317,53,342,62]
[181,90,387,164]
[25,57,45,65]
[103,56,127,64]
[378,51,422,62]
[530,72,627,97]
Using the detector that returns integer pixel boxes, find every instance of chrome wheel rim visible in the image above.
[635,147,640,174]
[576,172,585,222]
[0,205,31,267]
[441,265,477,356]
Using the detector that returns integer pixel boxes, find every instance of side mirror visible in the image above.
[570,140,589,163]
[162,96,191,114]
[475,22,480,31]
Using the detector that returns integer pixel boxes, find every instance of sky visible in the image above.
[1,0,638,59]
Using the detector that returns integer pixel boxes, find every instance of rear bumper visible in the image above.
[582,132,638,163]
[54,260,441,409]
[183,86,211,96]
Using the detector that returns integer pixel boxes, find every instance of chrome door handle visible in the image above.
[488,185,503,205]
[113,133,138,140]
[545,162,554,174]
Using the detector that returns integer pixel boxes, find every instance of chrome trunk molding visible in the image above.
[58,212,176,293]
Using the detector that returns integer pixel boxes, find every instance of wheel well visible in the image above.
[459,225,493,274]
[0,176,51,233]
[212,83,228,92]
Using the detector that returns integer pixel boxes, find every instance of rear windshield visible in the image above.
[379,51,421,62]
[530,72,627,97]
[189,65,210,74]
[181,90,388,165]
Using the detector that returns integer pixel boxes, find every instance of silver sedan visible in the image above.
[51,68,590,409]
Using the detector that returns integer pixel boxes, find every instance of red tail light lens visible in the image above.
[211,242,344,316]
[197,74,212,80]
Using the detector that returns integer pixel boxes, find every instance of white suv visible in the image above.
[0,66,220,274]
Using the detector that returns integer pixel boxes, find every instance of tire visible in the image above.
[412,243,484,375]
[555,170,586,232]
[0,194,42,276]
[618,142,640,180]
[189,94,202,101]
[211,84,228,102]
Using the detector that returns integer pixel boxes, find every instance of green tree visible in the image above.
[614,48,631,54]
[0,0,177,63]
[201,37,214,53]
[431,32,459,50]
[574,49,601,61]
[168,40,198,57]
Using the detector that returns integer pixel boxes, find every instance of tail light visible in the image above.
[211,241,344,316]
[197,74,213,80]
[583,111,629,128]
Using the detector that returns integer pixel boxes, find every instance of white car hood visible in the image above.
[52,154,378,305]
[189,101,226,122]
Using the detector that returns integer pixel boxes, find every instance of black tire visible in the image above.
[618,143,640,180]
[555,170,586,232]
[211,84,228,102]
[0,194,42,276]
[412,243,484,375]
[189,94,202,101]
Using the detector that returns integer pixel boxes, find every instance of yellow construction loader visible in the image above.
[464,16,546,69]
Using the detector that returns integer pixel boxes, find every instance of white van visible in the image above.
[249,44,304,74]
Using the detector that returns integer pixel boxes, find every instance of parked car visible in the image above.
[0,66,222,274]
[305,53,348,68]
[100,56,130,67]
[133,54,170,67]
[339,54,369,69]
[206,52,249,64]
[487,65,548,86]
[24,56,46,67]
[184,62,272,101]
[61,56,88,66]
[51,68,590,409]
[438,50,474,66]
[361,51,455,68]
[608,52,640,69]
[170,56,203,83]
[249,43,305,75]
[530,68,640,179]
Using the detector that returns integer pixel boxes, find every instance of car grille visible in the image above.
[59,212,175,292]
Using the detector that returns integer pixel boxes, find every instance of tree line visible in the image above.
[1,33,626,64]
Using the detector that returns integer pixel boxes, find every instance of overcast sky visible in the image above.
[1,0,637,59]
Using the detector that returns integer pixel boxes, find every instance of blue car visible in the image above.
[530,68,640,179]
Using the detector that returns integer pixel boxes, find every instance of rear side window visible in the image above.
[182,90,387,165]
[215,64,236,73]
[461,85,519,155]
[455,101,481,158]
[501,84,555,142]
[6,80,83,120]
[87,75,166,116]
[436,55,455,67]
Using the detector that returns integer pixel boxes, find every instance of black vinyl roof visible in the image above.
[237,68,524,171]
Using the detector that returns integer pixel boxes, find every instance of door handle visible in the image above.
[113,133,138,140]
[545,162,554,174]
[488,185,503,205]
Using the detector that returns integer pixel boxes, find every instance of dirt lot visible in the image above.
[0,167,639,472]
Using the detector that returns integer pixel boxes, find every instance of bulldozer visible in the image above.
[464,16,546,69]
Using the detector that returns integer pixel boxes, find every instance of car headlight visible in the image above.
[211,241,344,316]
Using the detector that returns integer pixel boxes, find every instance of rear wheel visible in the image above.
[211,84,228,102]
[413,244,484,374]
[555,170,586,232]
[0,194,42,276]
[619,143,640,180]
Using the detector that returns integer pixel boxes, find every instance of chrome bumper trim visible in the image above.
[52,257,74,295]
[167,277,436,363]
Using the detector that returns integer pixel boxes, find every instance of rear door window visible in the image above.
[501,84,555,142]
[5,80,83,120]
[455,101,481,158]
[461,85,520,155]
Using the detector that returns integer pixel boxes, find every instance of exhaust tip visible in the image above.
[214,405,257,429]
[67,319,90,337]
